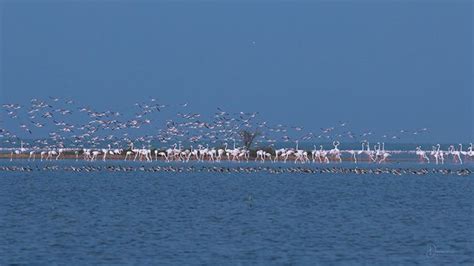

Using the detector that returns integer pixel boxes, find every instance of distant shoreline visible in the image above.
[0,153,463,164]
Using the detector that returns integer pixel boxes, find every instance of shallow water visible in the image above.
[1,163,473,264]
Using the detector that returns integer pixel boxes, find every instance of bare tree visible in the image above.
[239,130,260,149]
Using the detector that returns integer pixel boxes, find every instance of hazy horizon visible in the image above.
[1,1,472,142]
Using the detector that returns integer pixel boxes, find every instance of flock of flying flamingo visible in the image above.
[1,97,472,165]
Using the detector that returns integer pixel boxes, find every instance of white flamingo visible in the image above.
[124,150,133,161]
[364,142,375,162]
[378,143,390,163]
[448,145,462,164]
[311,145,319,163]
[467,143,474,160]
[459,144,468,160]
[28,150,36,161]
[415,146,430,163]
[274,148,286,162]
[319,145,330,163]
[91,150,100,161]
[56,148,64,160]
[282,149,295,163]
[102,144,111,161]
[46,150,58,161]
[329,141,342,163]
[40,151,47,161]
[434,144,445,165]
[256,149,265,162]
[10,141,26,161]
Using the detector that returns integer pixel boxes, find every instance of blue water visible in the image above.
[1,163,473,264]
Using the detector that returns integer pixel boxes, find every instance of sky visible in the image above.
[0,1,472,143]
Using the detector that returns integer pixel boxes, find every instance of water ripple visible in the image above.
[1,171,472,264]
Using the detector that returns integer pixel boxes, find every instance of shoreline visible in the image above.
[0,153,445,163]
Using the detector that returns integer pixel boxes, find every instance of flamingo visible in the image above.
[378,143,391,163]
[364,142,375,162]
[319,145,330,163]
[374,142,383,162]
[10,141,26,161]
[415,146,430,163]
[467,143,474,160]
[46,150,58,161]
[230,148,241,162]
[347,144,358,163]
[292,140,308,163]
[10,149,19,161]
[102,144,111,161]
[83,148,92,161]
[91,150,100,161]
[311,145,319,163]
[208,148,216,162]
[274,148,286,162]
[429,146,437,162]
[356,142,366,162]
[217,143,227,162]
[295,150,309,163]
[282,149,295,163]
[329,141,342,163]
[434,144,445,165]
[158,151,168,161]
[56,148,64,160]
[448,145,462,164]
[238,149,248,162]
[256,150,265,162]
[124,150,133,161]
[264,152,272,162]
[28,150,36,161]
[40,151,47,161]
[188,146,199,162]
[459,144,468,160]
[165,144,176,162]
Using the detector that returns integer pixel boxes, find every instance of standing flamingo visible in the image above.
[329,141,342,163]
[415,146,430,163]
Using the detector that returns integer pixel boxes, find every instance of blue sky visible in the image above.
[1,1,472,142]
